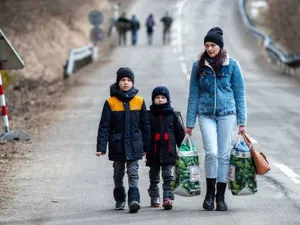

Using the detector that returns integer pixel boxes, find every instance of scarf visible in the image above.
[150,102,174,115]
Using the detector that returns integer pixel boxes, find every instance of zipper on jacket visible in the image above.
[164,133,171,152]
[154,133,160,153]
[153,115,164,155]
[206,64,217,116]
[160,115,164,163]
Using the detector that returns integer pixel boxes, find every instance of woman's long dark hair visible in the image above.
[197,49,227,78]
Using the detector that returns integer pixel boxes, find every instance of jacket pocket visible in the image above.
[133,132,143,153]
[199,74,211,90]
[109,133,123,153]
[219,74,231,89]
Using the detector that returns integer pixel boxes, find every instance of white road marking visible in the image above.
[173,0,189,79]
[273,163,300,184]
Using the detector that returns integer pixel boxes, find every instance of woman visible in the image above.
[185,27,247,211]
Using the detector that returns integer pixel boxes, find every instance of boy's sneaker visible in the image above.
[150,197,160,207]
[129,201,140,213]
[115,201,125,210]
[162,198,173,210]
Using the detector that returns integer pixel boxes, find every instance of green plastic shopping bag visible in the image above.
[172,135,201,197]
[229,135,257,196]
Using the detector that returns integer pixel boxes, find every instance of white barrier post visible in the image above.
[92,45,98,61]
[66,50,75,76]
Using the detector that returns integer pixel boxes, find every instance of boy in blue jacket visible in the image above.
[96,67,150,213]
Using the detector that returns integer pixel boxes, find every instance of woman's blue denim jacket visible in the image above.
[186,55,247,128]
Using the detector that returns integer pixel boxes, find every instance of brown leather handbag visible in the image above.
[241,132,271,175]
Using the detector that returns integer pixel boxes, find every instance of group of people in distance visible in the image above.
[112,11,173,46]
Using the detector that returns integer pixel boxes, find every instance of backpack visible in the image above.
[146,18,154,27]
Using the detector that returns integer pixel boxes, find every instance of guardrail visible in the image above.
[239,0,300,74]
[64,43,98,78]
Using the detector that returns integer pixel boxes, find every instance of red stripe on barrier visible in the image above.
[0,85,4,95]
[2,106,7,116]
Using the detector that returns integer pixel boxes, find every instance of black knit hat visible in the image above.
[116,67,135,84]
[152,86,170,102]
[204,27,224,49]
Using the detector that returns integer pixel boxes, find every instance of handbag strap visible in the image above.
[241,132,253,149]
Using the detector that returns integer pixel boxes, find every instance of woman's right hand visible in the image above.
[185,128,193,136]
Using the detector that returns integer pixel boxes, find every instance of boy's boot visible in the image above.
[162,191,174,210]
[148,189,160,207]
[150,197,160,207]
[113,187,126,210]
[203,178,216,211]
[128,187,140,213]
[162,198,173,210]
[216,182,228,211]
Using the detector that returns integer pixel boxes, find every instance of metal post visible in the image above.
[113,4,119,20]
[112,4,119,33]
[92,44,98,61]
[0,73,9,133]
[66,50,74,76]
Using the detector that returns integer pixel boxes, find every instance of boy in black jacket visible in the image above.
[146,86,185,210]
[96,67,150,213]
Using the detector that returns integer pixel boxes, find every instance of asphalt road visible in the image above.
[1,0,300,224]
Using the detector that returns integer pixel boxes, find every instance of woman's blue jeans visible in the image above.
[199,114,236,183]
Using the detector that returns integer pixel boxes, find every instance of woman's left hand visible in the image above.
[238,126,246,134]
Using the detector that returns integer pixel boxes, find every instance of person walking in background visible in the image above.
[115,12,131,46]
[146,86,185,210]
[160,12,173,45]
[96,67,150,213]
[146,14,155,45]
[185,27,247,211]
[130,15,140,46]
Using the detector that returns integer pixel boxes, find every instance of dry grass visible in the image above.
[247,0,300,55]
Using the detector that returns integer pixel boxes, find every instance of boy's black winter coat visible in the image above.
[97,84,150,161]
[146,111,185,166]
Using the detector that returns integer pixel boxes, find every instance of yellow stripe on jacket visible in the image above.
[107,96,144,111]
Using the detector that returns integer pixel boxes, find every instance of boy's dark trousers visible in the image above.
[148,164,174,199]
[113,160,140,205]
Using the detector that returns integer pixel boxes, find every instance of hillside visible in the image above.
[0,0,114,81]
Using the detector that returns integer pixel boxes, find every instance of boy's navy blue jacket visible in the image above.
[97,84,150,161]
[146,110,185,166]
